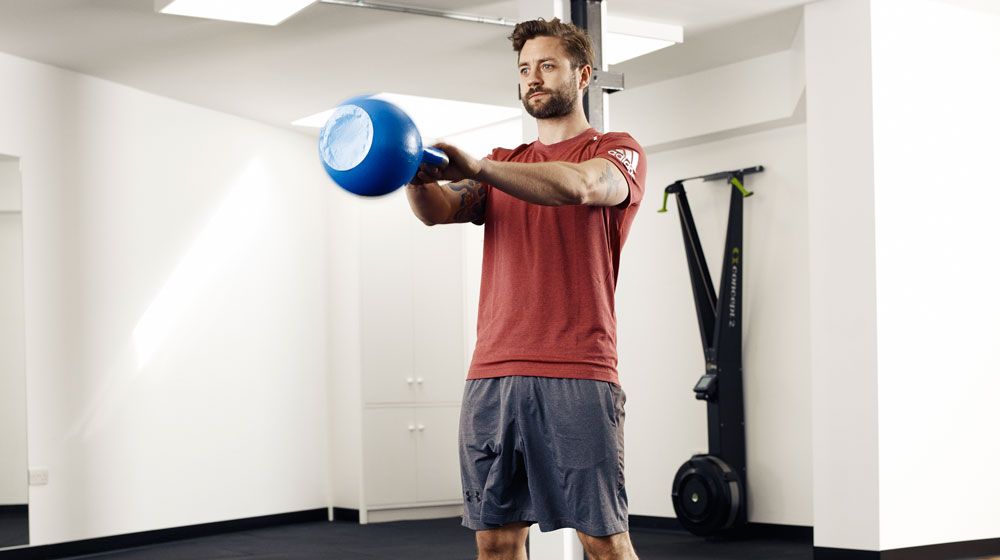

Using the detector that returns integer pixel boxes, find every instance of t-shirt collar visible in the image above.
[532,127,599,153]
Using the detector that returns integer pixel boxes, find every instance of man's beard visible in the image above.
[522,76,578,119]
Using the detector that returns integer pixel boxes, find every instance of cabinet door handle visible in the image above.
[406,377,415,384]
[416,377,424,385]
[408,424,416,431]
[417,424,425,431]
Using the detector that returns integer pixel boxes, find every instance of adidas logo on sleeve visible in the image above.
[607,148,639,180]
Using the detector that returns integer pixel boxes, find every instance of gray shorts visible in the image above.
[458,375,629,537]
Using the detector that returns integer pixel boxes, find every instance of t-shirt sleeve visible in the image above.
[594,133,647,210]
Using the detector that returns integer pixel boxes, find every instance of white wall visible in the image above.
[610,41,812,523]
[870,0,1000,549]
[0,158,28,506]
[326,188,363,512]
[0,51,336,546]
[0,160,20,209]
[615,124,811,526]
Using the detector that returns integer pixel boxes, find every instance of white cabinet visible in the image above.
[362,407,419,506]
[360,194,466,405]
[414,405,462,503]
[360,197,416,405]
[342,192,468,521]
[363,405,462,507]
[411,220,467,404]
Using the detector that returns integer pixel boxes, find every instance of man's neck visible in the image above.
[535,108,592,145]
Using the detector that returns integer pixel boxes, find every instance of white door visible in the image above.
[363,406,418,506]
[414,404,462,503]
[360,195,416,404]
[411,223,466,404]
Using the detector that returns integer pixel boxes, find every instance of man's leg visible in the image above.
[576,530,640,560]
[476,521,532,560]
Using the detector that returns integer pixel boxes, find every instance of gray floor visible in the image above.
[59,517,813,559]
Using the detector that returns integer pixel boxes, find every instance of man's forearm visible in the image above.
[475,159,585,206]
[405,183,448,225]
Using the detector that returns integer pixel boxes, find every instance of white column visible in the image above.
[516,0,571,144]
[806,0,1000,552]
[529,524,585,560]
[804,0,880,552]
[512,2,583,555]
[867,0,1000,550]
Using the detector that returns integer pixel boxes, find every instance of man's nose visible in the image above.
[527,69,543,88]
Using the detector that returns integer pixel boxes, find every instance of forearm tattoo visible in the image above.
[448,179,487,224]
[598,161,625,204]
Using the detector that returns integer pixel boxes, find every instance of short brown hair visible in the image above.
[509,18,594,70]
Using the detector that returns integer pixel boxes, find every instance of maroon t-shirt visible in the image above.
[467,127,646,386]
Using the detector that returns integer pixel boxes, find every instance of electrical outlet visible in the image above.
[28,468,49,486]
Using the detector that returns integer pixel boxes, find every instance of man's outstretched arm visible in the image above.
[477,157,628,207]
[422,141,628,208]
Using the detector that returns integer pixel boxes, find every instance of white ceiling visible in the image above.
[0,0,813,134]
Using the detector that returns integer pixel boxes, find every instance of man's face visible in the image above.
[518,36,584,119]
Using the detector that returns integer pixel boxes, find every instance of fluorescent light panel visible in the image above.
[605,33,675,65]
[605,15,683,64]
[293,93,521,140]
[155,0,316,26]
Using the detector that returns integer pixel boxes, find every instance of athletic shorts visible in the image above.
[458,375,629,536]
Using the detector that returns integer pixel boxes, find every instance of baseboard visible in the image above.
[364,504,464,523]
[0,508,328,560]
[628,514,813,541]
[813,549,880,559]
[0,505,28,516]
[332,507,359,522]
[629,516,999,558]
[816,537,1000,560]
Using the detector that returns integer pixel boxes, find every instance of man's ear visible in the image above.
[579,64,592,91]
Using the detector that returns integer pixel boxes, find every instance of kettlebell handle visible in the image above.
[422,147,449,167]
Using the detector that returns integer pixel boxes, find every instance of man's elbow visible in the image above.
[575,174,628,207]
[568,176,603,205]
[558,189,587,206]
[413,212,441,226]
[557,171,591,206]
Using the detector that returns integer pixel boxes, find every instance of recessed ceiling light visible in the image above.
[155,0,316,26]
[293,93,522,140]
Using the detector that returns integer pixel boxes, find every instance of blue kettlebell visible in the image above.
[318,95,449,197]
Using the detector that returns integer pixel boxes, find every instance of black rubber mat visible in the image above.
[54,516,812,559]
[0,510,29,550]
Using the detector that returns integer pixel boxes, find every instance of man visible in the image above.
[405,17,645,560]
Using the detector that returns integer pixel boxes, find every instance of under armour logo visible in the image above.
[464,490,482,503]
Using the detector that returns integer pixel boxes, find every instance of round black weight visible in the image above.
[671,454,743,536]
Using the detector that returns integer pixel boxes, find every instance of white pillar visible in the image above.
[805,0,881,552]
[867,0,1000,551]
[516,0,571,144]
[512,1,583,553]
[806,0,1000,553]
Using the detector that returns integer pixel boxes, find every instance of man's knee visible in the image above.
[576,530,639,560]
[476,522,530,557]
